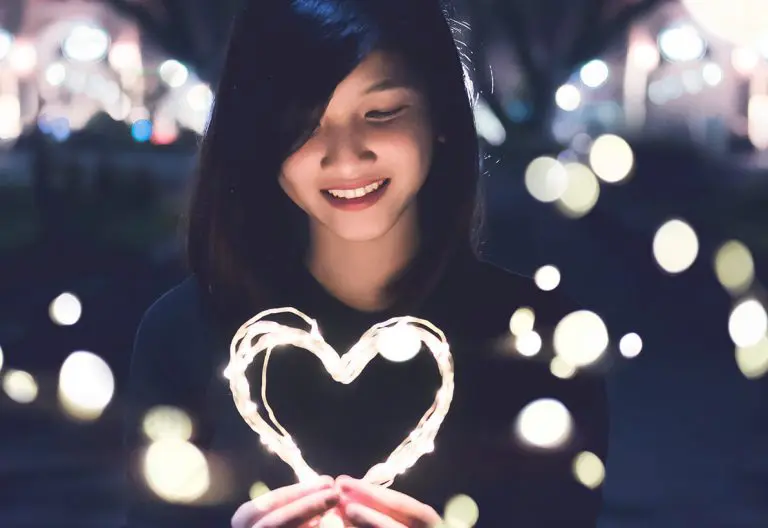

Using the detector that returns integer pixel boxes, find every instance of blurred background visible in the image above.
[1,0,768,526]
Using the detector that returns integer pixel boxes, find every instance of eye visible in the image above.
[365,106,408,121]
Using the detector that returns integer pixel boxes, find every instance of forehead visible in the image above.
[333,51,417,94]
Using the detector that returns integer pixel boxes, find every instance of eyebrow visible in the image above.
[364,78,414,94]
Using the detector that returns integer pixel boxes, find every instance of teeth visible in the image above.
[326,180,385,199]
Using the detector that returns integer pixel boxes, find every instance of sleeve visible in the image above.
[121,290,225,528]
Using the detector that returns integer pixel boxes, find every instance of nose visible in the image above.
[320,125,376,175]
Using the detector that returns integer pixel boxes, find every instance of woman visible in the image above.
[123,0,608,526]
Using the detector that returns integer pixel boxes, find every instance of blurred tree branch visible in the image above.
[466,0,671,146]
[104,0,241,83]
[108,0,669,148]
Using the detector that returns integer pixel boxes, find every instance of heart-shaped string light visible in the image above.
[224,307,454,487]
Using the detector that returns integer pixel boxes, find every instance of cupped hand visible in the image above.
[231,476,340,528]
[335,475,442,528]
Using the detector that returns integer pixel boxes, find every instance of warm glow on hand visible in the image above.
[336,475,442,528]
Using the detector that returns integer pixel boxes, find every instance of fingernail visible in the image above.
[325,492,340,507]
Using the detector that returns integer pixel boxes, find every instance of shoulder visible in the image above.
[132,275,217,371]
[126,276,219,448]
[136,275,207,337]
[445,256,580,328]
[129,275,220,401]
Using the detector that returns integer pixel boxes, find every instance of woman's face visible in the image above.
[279,51,434,243]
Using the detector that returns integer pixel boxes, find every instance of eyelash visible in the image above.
[305,105,409,141]
[366,106,408,121]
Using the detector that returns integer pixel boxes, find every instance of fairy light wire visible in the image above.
[224,307,455,487]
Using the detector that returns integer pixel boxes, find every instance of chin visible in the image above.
[327,220,398,243]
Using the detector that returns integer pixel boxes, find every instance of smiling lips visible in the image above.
[321,178,391,211]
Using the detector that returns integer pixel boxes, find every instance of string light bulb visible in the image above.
[225,307,454,488]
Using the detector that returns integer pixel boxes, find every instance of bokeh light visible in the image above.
[534,265,561,291]
[524,157,568,203]
[735,337,768,379]
[550,357,577,379]
[142,406,194,442]
[652,219,699,274]
[555,84,582,111]
[45,63,66,86]
[9,40,37,76]
[509,307,535,336]
[515,398,573,449]
[728,299,767,348]
[681,0,768,48]
[555,163,600,218]
[131,119,153,142]
[108,40,142,71]
[2,370,38,404]
[376,323,423,363]
[143,439,210,503]
[0,344,4,373]
[186,83,214,113]
[731,47,759,76]
[619,333,643,359]
[630,40,660,72]
[58,351,115,421]
[515,331,542,357]
[658,25,706,63]
[444,494,480,528]
[714,240,754,294]
[580,59,610,88]
[159,59,190,88]
[248,481,271,500]
[553,311,609,367]
[702,62,724,86]
[572,451,605,489]
[62,24,110,63]
[49,292,82,326]
[589,135,634,183]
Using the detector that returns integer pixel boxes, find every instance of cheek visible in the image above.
[279,156,315,207]
[374,128,433,180]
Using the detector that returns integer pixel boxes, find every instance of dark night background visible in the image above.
[1,0,768,526]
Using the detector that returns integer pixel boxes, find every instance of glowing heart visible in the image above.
[225,307,454,487]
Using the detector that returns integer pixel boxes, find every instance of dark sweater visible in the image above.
[123,256,608,527]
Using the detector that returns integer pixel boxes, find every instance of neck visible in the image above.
[307,210,419,312]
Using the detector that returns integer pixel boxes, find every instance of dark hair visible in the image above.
[187,0,482,322]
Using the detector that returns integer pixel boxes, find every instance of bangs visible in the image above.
[222,0,383,159]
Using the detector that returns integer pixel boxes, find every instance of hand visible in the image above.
[336,475,442,528]
[231,476,340,528]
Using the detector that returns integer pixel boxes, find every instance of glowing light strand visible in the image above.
[225,307,455,488]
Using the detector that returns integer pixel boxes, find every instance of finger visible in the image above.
[232,477,333,528]
[344,503,408,528]
[336,476,440,525]
[255,488,340,528]
[259,476,334,510]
